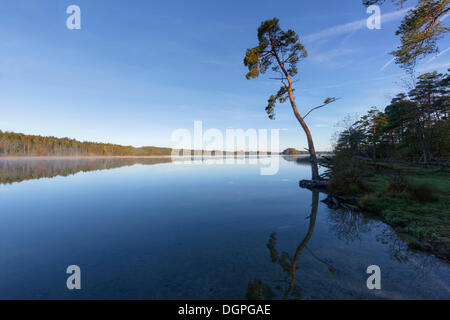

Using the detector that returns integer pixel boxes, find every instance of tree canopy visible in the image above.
[364,0,450,70]
[334,69,449,163]
[244,18,308,119]
[244,18,336,180]
[0,131,172,157]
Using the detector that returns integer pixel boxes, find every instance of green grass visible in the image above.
[356,162,450,260]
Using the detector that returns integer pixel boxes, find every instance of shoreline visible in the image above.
[300,162,450,263]
[0,154,285,160]
[0,155,172,160]
[303,182,450,263]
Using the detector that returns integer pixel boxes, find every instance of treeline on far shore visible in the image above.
[0,130,278,157]
[0,130,172,157]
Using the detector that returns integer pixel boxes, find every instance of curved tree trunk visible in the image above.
[283,190,319,299]
[287,87,320,180]
[267,32,320,181]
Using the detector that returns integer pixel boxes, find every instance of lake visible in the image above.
[0,157,449,299]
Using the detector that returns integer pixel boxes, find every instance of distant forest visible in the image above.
[0,131,172,157]
[0,130,278,157]
[282,148,308,155]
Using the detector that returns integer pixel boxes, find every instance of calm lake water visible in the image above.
[0,157,449,299]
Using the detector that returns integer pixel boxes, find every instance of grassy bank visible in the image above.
[330,162,450,261]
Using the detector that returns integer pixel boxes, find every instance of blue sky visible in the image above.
[1,0,449,151]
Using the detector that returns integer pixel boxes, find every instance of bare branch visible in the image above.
[303,98,339,119]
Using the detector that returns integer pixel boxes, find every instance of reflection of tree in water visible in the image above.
[246,191,337,300]
[0,157,172,184]
[376,227,440,278]
[0,155,271,185]
[324,196,442,276]
[325,201,441,277]
[326,207,373,243]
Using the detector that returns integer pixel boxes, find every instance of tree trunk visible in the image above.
[267,33,320,180]
[287,87,320,180]
[283,190,318,299]
[372,142,376,161]
[416,121,429,164]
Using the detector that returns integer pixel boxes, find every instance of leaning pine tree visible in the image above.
[244,18,336,181]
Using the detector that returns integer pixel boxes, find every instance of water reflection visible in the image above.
[375,228,441,278]
[327,207,373,243]
[281,154,309,164]
[1,158,448,299]
[0,157,172,184]
[246,191,337,300]
[246,185,447,300]
[325,203,442,277]
[0,155,275,185]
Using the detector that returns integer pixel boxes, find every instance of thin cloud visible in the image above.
[303,7,411,43]
[380,45,450,72]
[417,61,450,72]
[426,47,450,64]
[312,47,358,63]
[380,57,395,71]
[439,13,449,22]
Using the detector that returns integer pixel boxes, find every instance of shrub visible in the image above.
[328,167,371,195]
[405,183,438,203]
[360,194,370,208]
[385,175,438,203]
[386,175,409,194]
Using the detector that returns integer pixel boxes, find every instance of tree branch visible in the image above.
[303,98,339,119]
